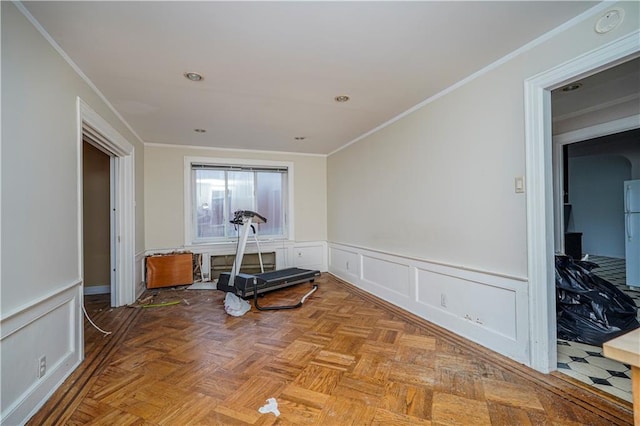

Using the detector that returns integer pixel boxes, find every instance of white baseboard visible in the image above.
[328,242,530,366]
[83,285,110,295]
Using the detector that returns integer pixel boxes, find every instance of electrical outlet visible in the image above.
[440,293,447,308]
[37,355,46,379]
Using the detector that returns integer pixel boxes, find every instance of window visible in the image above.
[186,158,292,243]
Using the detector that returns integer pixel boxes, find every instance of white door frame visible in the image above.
[552,116,640,251]
[109,157,117,305]
[77,97,136,307]
[524,30,639,373]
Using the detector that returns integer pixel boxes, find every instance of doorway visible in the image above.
[557,129,639,262]
[552,127,639,402]
[551,62,639,401]
[524,31,639,374]
[77,98,136,308]
[82,140,113,297]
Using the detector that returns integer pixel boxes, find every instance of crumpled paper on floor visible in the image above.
[258,397,280,417]
[224,292,251,317]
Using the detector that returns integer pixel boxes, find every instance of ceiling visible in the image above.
[23,1,600,155]
[552,57,640,119]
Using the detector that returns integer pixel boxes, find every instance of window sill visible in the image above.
[185,238,292,248]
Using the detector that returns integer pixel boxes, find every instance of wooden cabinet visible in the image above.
[146,253,193,289]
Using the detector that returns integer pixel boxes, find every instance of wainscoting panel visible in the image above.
[328,242,530,365]
[362,254,411,301]
[416,268,517,339]
[328,245,360,281]
[0,282,83,426]
[292,242,327,272]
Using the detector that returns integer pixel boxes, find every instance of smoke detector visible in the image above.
[595,8,624,34]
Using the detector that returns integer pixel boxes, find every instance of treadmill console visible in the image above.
[230,210,267,225]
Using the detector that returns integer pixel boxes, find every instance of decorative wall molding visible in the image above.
[144,141,326,158]
[328,243,530,365]
[0,282,83,426]
[290,241,328,272]
[135,251,146,298]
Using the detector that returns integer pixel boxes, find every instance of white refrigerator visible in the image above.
[625,179,640,287]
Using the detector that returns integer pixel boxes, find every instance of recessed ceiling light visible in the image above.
[294,136,306,141]
[194,128,206,133]
[184,72,203,82]
[334,95,350,103]
[561,83,582,92]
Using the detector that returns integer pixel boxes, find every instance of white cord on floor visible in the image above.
[82,302,112,336]
[300,285,318,304]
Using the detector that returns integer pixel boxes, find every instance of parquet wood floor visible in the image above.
[28,274,633,425]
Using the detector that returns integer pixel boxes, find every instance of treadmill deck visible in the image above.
[218,267,320,298]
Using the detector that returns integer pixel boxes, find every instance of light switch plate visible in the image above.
[515,176,525,193]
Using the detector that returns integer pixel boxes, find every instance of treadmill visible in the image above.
[217,210,320,309]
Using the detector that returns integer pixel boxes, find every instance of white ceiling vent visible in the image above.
[595,8,625,34]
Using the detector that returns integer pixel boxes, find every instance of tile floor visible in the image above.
[556,255,640,402]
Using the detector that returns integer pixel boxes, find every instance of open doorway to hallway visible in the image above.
[82,140,113,297]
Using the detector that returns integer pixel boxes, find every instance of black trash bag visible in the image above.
[555,255,639,346]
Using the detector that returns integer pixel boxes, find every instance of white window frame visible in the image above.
[184,156,295,245]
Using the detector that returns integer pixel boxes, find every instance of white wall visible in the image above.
[328,58,529,277]
[144,144,327,250]
[569,155,631,258]
[327,2,639,363]
[1,3,145,424]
